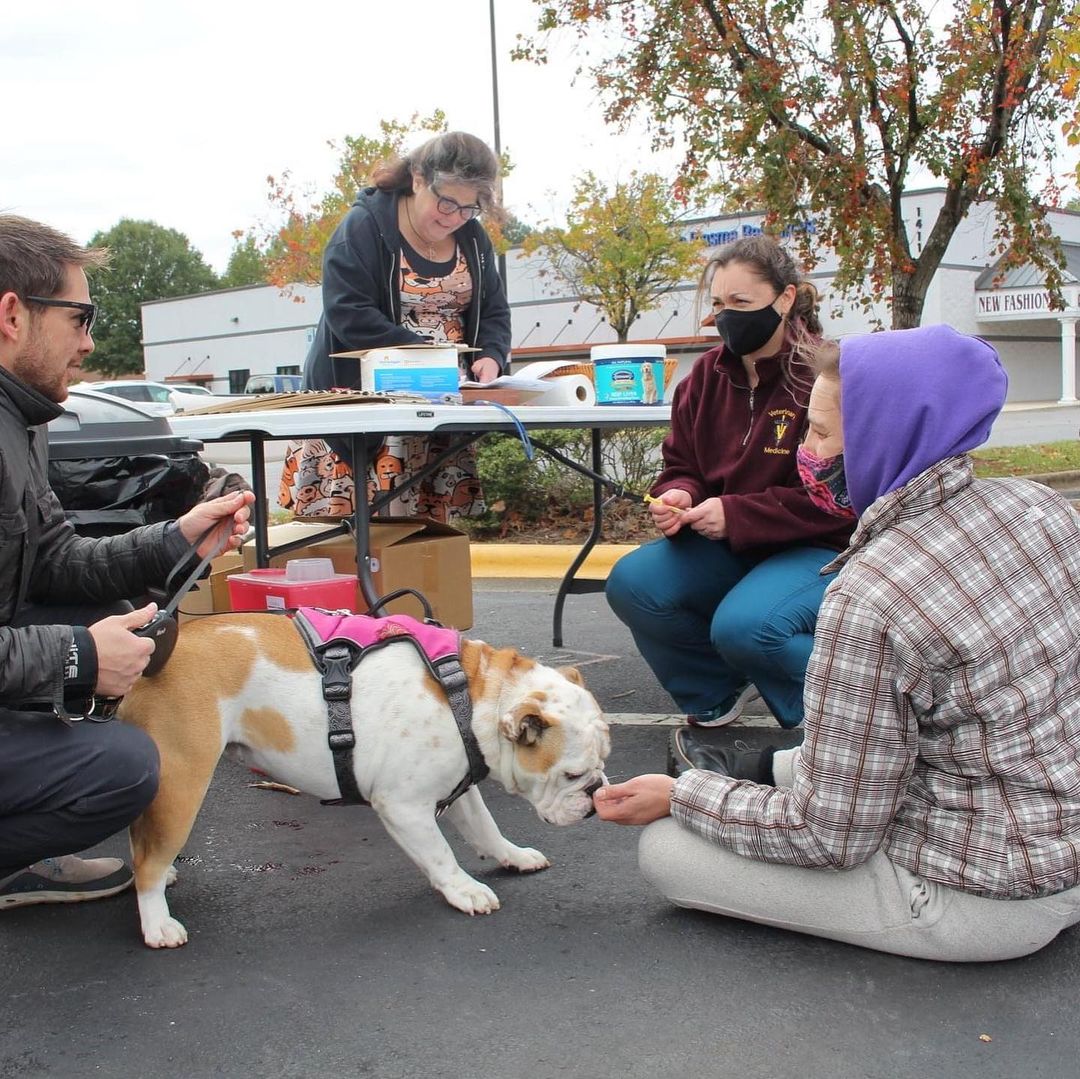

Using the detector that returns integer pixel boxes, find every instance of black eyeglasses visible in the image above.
[25,296,97,334]
[430,186,482,221]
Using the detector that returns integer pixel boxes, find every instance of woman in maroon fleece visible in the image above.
[606,235,853,729]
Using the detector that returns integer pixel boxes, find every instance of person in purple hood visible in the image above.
[594,324,1080,962]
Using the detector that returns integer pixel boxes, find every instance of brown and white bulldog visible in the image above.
[118,613,610,949]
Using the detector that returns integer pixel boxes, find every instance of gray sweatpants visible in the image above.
[639,748,1080,962]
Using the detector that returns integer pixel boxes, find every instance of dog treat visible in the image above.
[643,493,685,513]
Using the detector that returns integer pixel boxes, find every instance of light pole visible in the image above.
[489,0,508,286]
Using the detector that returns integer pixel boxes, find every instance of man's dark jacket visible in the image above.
[0,367,189,710]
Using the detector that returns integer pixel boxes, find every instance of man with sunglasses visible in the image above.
[0,215,254,912]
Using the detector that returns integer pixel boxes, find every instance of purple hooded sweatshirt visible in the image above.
[838,324,1009,516]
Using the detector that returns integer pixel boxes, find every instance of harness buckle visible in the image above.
[327,729,356,751]
[439,667,468,693]
[323,682,351,701]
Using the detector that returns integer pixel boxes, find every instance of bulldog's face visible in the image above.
[498,666,610,826]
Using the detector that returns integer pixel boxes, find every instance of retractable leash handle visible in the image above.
[134,521,234,676]
[79,523,236,722]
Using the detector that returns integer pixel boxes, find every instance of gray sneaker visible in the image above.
[0,855,133,909]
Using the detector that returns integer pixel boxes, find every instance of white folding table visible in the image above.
[170,401,671,645]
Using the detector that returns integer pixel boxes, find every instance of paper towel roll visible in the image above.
[530,374,596,407]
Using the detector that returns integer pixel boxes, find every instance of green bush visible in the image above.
[471,425,668,529]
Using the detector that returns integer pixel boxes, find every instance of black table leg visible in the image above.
[251,438,269,567]
[552,428,607,647]
[350,432,382,614]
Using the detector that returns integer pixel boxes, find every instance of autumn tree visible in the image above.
[260,112,447,287]
[520,0,1080,328]
[521,171,705,340]
[87,220,218,376]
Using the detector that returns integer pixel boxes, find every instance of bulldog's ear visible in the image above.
[558,665,584,688]
[499,699,552,746]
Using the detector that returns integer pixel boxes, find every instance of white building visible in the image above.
[140,189,1080,405]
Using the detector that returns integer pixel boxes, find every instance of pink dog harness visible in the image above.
[291,608,487,807]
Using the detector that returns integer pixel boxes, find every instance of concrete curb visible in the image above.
[1025,469,1080,488]
[470,543,638,579]
[468,465,1080,580]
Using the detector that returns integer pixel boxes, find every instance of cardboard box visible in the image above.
[332,345,463,401]
[240,517,473,629]
[177,551,244,622]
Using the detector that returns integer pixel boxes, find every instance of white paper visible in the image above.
[512,360,589,380]
[458,374,552,391]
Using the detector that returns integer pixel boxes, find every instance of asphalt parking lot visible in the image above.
[3,401,1078,1077]
[4,582,1080,1079]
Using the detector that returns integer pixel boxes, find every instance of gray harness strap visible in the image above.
[318,642,365,805]
[429,654,489,808]
[292,611,488,809]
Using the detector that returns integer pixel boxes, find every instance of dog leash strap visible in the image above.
[528,437,646,504]
[465,400,534,460]
[159,523,231,620]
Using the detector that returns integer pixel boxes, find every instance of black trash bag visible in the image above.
[48,453,210,539]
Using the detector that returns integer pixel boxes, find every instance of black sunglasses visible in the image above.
[25,296,97,334]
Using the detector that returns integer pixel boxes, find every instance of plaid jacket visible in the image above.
[671,456,1080,899]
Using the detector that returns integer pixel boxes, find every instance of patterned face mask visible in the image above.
[796,445,857,519]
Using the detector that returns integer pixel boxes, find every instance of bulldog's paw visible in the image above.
[440,875,501,916]
[142,916,189,949]
[500,845,551,874]
[165,865,178,887]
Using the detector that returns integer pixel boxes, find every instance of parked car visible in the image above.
[168,383,215,400]
[82,379,215,415]
[47,387,207,537]
[243,373,302,394]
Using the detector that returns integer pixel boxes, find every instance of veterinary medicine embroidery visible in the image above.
[762,408,797,456]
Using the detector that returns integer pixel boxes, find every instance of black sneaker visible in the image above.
[0,855,133,909]
[667,726,805,782]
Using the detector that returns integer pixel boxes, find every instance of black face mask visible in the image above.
[714,301,782,358]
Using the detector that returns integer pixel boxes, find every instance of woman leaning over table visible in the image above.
[605,234,855,731]
[595,324,1080,963]
[280,130,511,524]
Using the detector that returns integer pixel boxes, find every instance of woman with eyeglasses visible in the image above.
[282,130,510,523]
[605,234,855,737]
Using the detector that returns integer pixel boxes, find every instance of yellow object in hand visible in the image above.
[643,493,684,513]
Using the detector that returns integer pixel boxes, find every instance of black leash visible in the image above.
[528,436,654,506]
[78,523,235,720]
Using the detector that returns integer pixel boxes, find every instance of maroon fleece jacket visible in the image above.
[652,343,855,555]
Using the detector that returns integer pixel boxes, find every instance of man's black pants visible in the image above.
[0,601,160,878]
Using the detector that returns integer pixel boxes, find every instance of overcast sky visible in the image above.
[3,0,686,273]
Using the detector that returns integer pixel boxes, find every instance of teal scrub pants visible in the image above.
[605,532,836,728]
